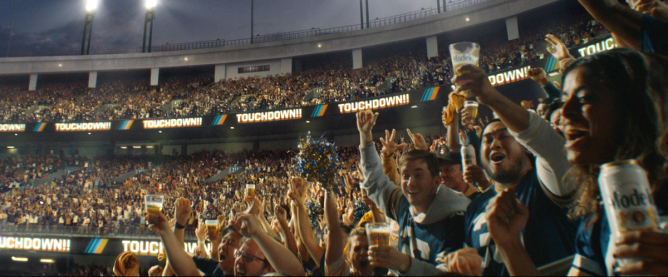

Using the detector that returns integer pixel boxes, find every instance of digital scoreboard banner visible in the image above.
[0,235,212,256]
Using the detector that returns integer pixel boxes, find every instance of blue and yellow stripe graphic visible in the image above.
[311,105,328,117]
[211,114,227,125]
[544,56,558,73]
[118,120,134,130]
[421,87,440,102]
[84,238,108,254]
[33,123,47,132]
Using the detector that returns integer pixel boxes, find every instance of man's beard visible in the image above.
[489,156,526,184]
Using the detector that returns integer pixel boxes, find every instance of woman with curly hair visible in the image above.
[487,48,668,276]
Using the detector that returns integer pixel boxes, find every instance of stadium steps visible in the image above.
[23,105,43,115]
[302,87,323,103]
[206,166,242,183]
[32,166,78,187]
[112,169,145,184]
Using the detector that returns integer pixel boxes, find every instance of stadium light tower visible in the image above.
[80,0,98,55]
[142,0,157,53]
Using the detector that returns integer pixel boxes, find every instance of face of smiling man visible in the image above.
[399,157,441,214]
[480,121,533,186]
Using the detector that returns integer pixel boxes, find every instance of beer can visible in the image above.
[460,145,477,168]
[598,159,659,236]
[460,145,477,187]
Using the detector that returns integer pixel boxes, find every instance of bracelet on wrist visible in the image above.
[175,222,186,229]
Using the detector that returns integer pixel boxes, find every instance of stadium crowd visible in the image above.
[0,10,608,124]
[2,0,668,276]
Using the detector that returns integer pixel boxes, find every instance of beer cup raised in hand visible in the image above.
[246,184,256,197]
[449,42,481,83]
[145,195,164,225]
[365,223,391,247]
[464,101,479,120]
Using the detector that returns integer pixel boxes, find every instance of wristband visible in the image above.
[175,223,186,229]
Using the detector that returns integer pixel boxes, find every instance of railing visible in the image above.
[0,222,198,240]
[6,0,491,57]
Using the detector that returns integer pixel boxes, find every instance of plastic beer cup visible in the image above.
[449,42,481,86]
[246,184,256,197]
[464,101,479,120]
[365,223,390,246]
[145,195,164,225]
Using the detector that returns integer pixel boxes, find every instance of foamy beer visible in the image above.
[206,219,218,233]
[246,184,256,197]
[145,195,164,225]
[449,42,480,81]
[464,101,479,120]
[365,223,390,246]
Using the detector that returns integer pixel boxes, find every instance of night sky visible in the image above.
[0,0,438,56]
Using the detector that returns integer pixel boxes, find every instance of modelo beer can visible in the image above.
[461,144,477,187]
[599,159,659,236]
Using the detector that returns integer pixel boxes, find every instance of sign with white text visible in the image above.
[236,109,302,123]
[0,124,26,132]
[0,236,71,252]
[337,94,410,114]
[55,122,112,132]
[143,118,203,129]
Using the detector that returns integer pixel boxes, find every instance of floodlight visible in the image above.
[85,0,98,12]
[12,257,28,262]
[145,0,157,10]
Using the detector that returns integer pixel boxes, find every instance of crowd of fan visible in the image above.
[0,10,607,125]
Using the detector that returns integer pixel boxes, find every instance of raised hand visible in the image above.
[379,129,407,157]
[545,34,573,61]
[361,195,376,210]
[195,222,207,241]
[232,213,262,238]
[357,110,379,145]
[451,64,498,104]
[460,109,475,132]
[411,132,428,151]
[274,205,287,222]
[148,209,171,236]
[174,197,192,226]
[486,188,529,247]
[528,68,549,86]
[463,165,489,188]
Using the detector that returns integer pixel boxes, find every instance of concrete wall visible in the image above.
[224,59,284,79]
[0,0,559,76]
[187,142,253,154]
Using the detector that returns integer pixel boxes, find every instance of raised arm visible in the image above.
[578,0,643,50]
[357,110,402,219]
[453,65,573,197]
[150,210,204,277]
[324,191,344,266]
[289,178,324,264]
[274,205,298,257]
[379,129,406,186]
[234,213,306,276]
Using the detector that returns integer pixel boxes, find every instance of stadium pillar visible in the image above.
[442,0,447,12]
[360,0,364,29]
[426,36,438,58]
[214,64,227,82]
[150,68,160,86]
[365,0,370,29]
[181,144,188,156]
[437,0,441,13]
[88,71,98,88]
[250,0,254,44]
[352,49,363,70]
[80,10,96,55]
[280,58,293,75]
[29,73,38,91]
[506,17,520,41]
